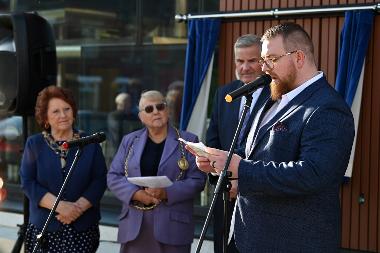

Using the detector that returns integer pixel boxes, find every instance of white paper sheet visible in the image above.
[178,138,209,157]
[127,176,173,188]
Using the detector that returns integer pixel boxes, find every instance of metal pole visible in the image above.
[175,3,380,21]
[12,115,29,253]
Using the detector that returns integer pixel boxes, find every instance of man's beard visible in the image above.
[270,81,289,101]
[270,64,297,101]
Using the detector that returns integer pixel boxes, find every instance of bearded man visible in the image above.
[192,22,355,253]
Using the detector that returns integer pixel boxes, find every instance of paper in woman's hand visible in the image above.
[178,137,209,157]
[127,176,173,188]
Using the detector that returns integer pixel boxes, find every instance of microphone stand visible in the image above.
[12,115,29,253]
[32,147,83,253]
[196,94,253,253]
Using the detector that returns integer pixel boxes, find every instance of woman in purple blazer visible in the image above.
[107,90,206,253]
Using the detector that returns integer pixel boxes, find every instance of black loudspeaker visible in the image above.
[0,12,56,116]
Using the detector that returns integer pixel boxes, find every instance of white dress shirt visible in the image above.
[245,71,323,159]
[238,87,263,118]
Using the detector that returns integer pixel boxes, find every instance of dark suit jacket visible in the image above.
[206,80,270,154]
[205,80,270,253]
[20,132,107,232]
[236,77,355,252]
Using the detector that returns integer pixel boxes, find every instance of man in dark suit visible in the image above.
[206,34,270,253]
[196,23,355,252]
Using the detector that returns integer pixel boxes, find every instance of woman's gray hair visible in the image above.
[139,90,165,109]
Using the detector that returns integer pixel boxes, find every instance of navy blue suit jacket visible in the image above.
[235,77,355,252]
[20,132,107,232]
[206,80,270,153]
[205,80,269,253]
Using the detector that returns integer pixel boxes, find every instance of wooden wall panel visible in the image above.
[241,0,250,34]
[217,0,380,251]
[311,18,321,67]
[218,23,226,87]
[358,39,371,250]
[368,21,379,251]
[370,18,380,251]
[320,18,329,77]
[248,0,257,9]
[225,23,233,82]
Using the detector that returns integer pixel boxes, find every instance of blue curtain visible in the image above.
[335,10,374,107]
[180,18,220,130]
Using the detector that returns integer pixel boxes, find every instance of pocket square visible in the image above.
[272,121,288,132]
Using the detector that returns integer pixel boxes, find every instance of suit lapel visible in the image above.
[230,99,241,130]
[129,129,148,177]
[241,85,271,140]
[229,82,244,130]
[248,78,325,158]
[158,126,178,174]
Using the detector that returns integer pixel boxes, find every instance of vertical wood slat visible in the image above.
[272,0,280,8]
[327,17,338,85]
[255,21,264,36]
[358,31,371,250]
[311,18,320,67]
[319,18,329,74]
[264,0,272,9]
[248,0,257,10]
[241,0,250,34]
[226,1,235,83]
[225,23,234,83]
[234,0,241,11]
[337,14,352,249]
[232,21,241,80]
[226,0,233,11]
[218,1,380,251]
[256,0,264,10]
[218,24,227,85]
[219,0,226,11]
[219,0,227,85]
[368,19,379,251]
[349,123,361,249]
[370,17,380,252]
[242,0,249,9]
[280,0,288,8]
[288,0,296,8]
[357,24,373,248]
[350,129,361,250]
[313,0,322,6]
[304,0,313,6]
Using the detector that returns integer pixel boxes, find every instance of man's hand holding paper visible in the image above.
[182,139,242,179]
[178,138,210,157]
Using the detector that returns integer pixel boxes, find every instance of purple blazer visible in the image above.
[107,126,206,245]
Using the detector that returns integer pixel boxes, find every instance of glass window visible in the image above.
[0,0,219,235]
[141,0,187,44]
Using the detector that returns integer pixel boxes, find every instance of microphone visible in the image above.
[61,132,106,149]
[225,74,272,103]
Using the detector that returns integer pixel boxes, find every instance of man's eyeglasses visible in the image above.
[140,102,167,113]
[259,50,298,70]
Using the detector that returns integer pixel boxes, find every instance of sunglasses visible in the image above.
[140,102,167,113]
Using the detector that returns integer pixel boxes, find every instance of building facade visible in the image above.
[0,0,379,251]
[0,0,217,238]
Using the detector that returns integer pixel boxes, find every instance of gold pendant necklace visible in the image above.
[175,128,189,171]
[178,157,189,170]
